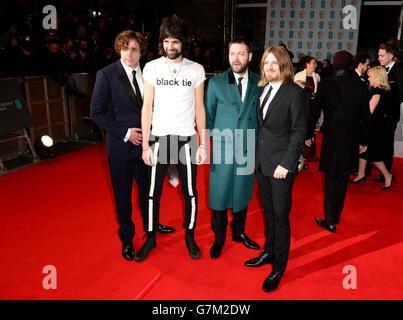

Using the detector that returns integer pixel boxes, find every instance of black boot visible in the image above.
[185,229,201,260]
[134,232,156,262]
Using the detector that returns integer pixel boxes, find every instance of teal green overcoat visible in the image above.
[205,68,260,212]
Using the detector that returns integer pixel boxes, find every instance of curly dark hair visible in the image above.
[114,30,146,56]
[158,16,190,57]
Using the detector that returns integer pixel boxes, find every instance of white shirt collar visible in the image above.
[233,70,248,83]
[120,58,141,75]
[386,61,395,72]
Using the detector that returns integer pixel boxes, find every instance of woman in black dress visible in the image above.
[352,66,394,190]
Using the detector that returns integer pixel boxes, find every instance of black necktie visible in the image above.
[385,66,390,72]
[238,77,243,99]
[260,85,273,119]
[132,70,143,107]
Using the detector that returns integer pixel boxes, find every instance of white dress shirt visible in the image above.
[120,59,143,142]
[261,82,282,119]
[234,71,249,102]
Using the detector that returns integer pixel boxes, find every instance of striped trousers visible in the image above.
[146,135,198,232]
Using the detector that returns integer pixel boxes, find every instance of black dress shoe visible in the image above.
[121,242,135,261]
[156,224,176,234]
[232,233,260,250]
[134,233,156,262]
[262,271,283,292]
[244,252,273,267]
[210,240,224,259]
[382,175,395,191]
[185,229,201,259]
[315,217,336,233]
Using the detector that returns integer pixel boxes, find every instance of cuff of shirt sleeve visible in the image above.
[123,128,131,142]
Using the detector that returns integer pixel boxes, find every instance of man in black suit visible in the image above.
[353,52,371,85]
[90,30,174,262]
[377,43,403,180]
[306,50,369,233]
[244,46,306,293]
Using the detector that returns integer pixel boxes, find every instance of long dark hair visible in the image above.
[158,16,190,57]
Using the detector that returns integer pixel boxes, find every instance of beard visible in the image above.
[230,60,249,75]
[265,70,280,83]
[164,48,182,60]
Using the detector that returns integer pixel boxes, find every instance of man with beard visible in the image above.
[205,36,260,259]
[244,46,306,292]
[134,16,207,262]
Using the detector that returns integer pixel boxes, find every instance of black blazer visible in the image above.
[255,82,307,176]
[90,60,142,158]
[387,63,403,123]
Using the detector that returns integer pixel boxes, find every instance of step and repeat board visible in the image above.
[265,0,362,62]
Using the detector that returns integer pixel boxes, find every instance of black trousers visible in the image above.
[256,169,296,274]
[108,155,148,244]
[324,173,348,225]
[211,207,247,242]
[384,118,398,171]
[145,135,198,232]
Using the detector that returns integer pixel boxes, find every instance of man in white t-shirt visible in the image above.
[134,16,207,262]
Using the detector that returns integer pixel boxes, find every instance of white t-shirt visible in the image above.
[142,56,206,136]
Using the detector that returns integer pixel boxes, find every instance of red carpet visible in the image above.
[0,137,402,300]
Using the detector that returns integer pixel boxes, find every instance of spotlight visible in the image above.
[34,135,55,160]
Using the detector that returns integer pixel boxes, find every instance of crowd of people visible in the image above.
[0,3,220,80]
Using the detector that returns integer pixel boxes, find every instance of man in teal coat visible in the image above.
[205,36,260,258]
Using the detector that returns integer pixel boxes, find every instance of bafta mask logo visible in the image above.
[309,21,315,29]
[280,10,286,19]
[318,31,324,39]
[319,10,326,19]
[288,40,293,48]
[298,31,304,39]
[279,30,284,39]
[329,21,335,29]
[299,11,305,19]
[330,0,336,8]
[269,40,275,47]
[338,31,344,40]
[289,20,295,29]
[347,42,353,50]
[290,0,296,8]
[316,51,322,59]
[310,0,316,9]
[327,42,333,50]
[270,20,276,28]
[271,0,277,8]
[307,41,313,49]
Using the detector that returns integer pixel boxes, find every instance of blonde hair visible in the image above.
[258,46,294,87]
[368,66,390,91]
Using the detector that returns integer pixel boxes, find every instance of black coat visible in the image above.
[308,67,369,177]
[386,63,403,123]
[256,82,307,176]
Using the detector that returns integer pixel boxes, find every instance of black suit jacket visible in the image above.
[256,82,307,176]
[90,60,142,158]
[387,62,403,123]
